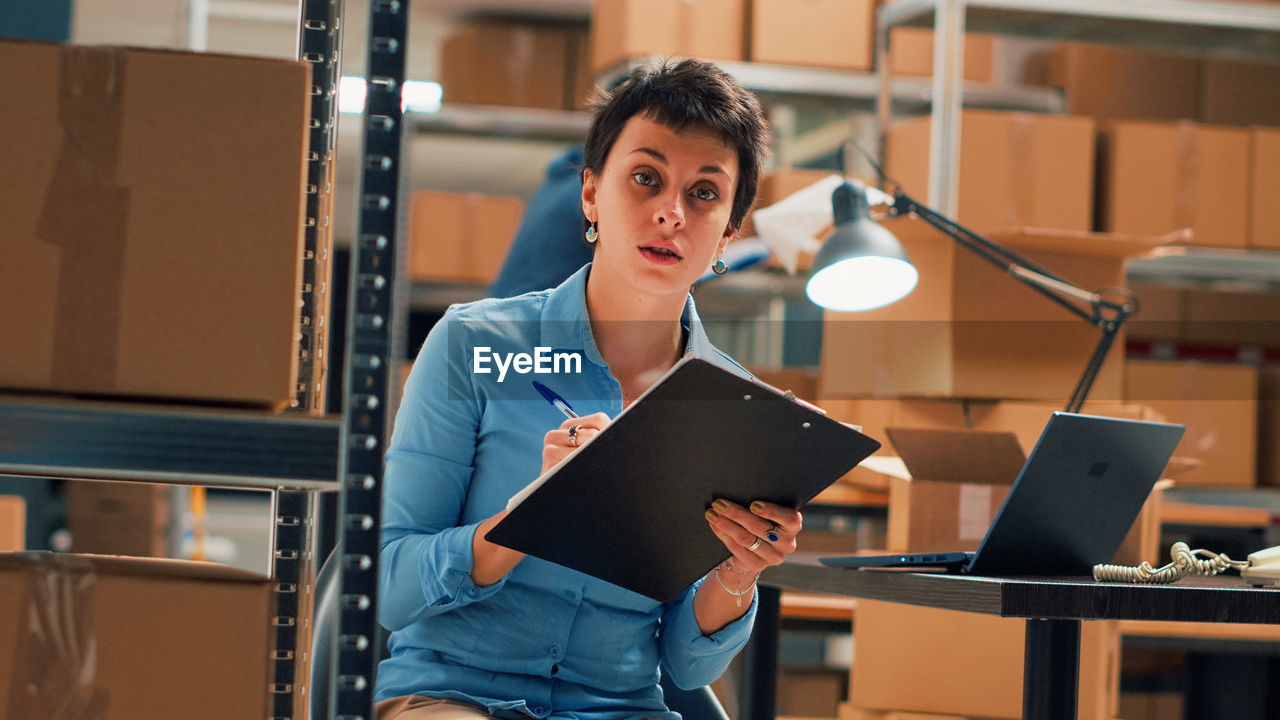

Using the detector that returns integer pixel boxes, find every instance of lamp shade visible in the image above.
[805,183,918,312]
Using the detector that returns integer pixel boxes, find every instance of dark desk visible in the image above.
[761,559,1280,720]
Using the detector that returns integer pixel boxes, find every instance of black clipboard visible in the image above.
[485,357,881,602]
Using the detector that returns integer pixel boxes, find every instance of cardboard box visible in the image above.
[1124,360,1258,487]
[818,221,1162,401]
[1258,365,1280,488]
[1112,478,1172,568]
[1097,121,1251,249]
[67,481,171,557]
[1118,693,1185,720]
[889,28,994,83]
[887,475,1010,553]
[568,25,596,111]
[590,0,746,74]
[837,706,969,720]
[877,417,1162,556]
[0,40,309,408]
[1199,58,1280,128]
[886,110,1096,232]
[1250,127,1280,250]
[1182,286,1280,349]
[1034,43,1200,123]
[0,552,273,719]
[748,365,820,403]
[850,600,1118,720]
[408,191,524,284]
[1126,284,1280,350]
[779,668,846,718]
[1124,282,1187,345]
[0,496,24,552]
[820,398,1163,488]
[750,0,875,71]
[441,22,575,110]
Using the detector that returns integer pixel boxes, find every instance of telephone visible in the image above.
[1242,545,1280,588]
[1093,542,1280,587]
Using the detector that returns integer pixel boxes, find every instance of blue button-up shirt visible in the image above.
[376,264,757,719]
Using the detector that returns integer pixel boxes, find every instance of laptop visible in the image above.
[821,412,1185,576]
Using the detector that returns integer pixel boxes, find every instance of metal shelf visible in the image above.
[599,57,1063,113]
[877,0,1280,218]
[0,395,341,490]
[409,103,592,142]
[406,65,1061,146]
[1126,247,1280,291]
[881,0,1280,61]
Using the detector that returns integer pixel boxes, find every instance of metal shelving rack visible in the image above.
[598,56,1063,112]
[874,0,1280,227]
[0,1,406,719]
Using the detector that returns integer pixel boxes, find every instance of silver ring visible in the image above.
[567,425,579,447]
[746,537,762,552]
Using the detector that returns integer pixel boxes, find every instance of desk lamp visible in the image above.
[806,154,1137,413]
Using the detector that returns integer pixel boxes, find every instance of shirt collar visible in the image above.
[539,263,715,368]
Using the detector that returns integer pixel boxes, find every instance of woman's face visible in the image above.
[583,114,739,300]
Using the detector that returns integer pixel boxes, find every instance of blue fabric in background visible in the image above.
[489,145,593,299]
[0,0,73,41]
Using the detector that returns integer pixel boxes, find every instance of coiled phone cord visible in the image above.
[1093,541,1250,583]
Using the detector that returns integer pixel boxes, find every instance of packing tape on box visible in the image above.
[5,552,106,718]
[1007,114,1036,227]
[1175,121,1199,234]
[35,46,129,391]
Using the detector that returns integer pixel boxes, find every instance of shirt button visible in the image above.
[533,707,545,715]
[550,644,560,656]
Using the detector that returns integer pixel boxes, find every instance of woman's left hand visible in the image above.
[704,499,803,575]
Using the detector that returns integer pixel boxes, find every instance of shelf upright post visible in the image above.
[874,1,893,179]
[928,0,966,218]
[294,0,345,414]
[257,3,347,719]
[332,0,409,716]
[270,487,318,720]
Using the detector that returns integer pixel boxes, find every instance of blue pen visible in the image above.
[532,380,579,420]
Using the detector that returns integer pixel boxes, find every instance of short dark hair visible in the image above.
[582,58,769,234]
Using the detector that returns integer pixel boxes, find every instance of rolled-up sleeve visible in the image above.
[656,578,757,690]
[379,308,507,631]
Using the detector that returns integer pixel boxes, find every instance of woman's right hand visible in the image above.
[541,412,611,473]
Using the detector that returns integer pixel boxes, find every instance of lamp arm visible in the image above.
[889,189,1131,326]
[888,189,1133,413]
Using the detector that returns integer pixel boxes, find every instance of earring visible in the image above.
[712,253,728,275]
[585,222,598,244]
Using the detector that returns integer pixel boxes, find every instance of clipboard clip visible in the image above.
[751,377,829,416]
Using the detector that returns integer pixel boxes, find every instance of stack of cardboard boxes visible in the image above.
[807,97,1173,719]
[0,40,313,409]
[0,38,311,720]
[1034,42,1280,251]
[422,0,1007,290]
[440,0,1002,114]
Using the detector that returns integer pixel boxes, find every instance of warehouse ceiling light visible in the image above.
[338,76,442,114]
[806,157,1137,413]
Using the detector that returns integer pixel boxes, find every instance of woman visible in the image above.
[376,58,803,720]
